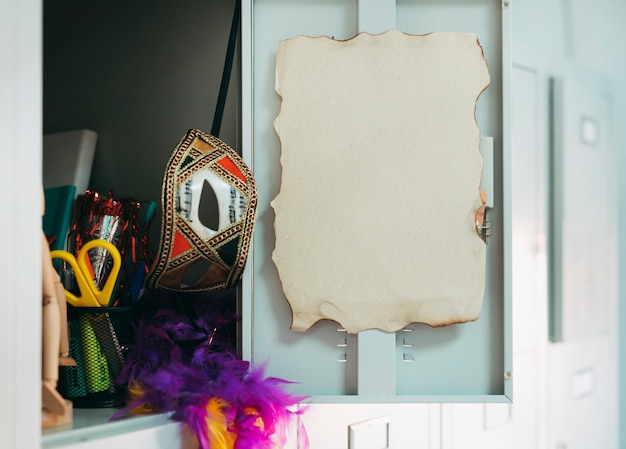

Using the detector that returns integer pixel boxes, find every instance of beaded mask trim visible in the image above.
[146,129,257,292]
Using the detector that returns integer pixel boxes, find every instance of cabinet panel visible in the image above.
[241,0,512,401]
[301,403,438,449]
[547,75,618,449]
[1,0,43,447]
[441,351,540,449]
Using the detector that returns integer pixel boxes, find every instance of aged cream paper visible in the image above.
[272,30,490,333]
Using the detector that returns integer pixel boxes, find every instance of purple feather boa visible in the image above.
[111,290,308,448]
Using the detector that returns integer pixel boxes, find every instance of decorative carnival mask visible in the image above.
[146,129,257,292]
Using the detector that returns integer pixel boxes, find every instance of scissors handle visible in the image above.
[51,239,122,307]
[50,248,100,307]
[81,239,122,306]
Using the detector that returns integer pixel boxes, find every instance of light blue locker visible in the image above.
[240,0,512,402]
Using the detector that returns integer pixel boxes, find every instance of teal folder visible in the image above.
[43,185,76,251]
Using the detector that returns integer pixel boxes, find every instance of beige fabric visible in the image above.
[272,30,490,333]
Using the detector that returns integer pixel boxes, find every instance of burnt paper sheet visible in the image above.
[272,30,490,333]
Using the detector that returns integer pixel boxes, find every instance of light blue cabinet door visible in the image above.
[241,0,512,402]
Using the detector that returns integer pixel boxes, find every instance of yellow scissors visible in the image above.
[51,239,122,307]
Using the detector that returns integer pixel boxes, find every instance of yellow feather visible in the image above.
[126,381,158,415]
[205,397,236,449]
[242,407,265,431]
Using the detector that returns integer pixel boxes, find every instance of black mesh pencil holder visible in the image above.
[59,306,132,408]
